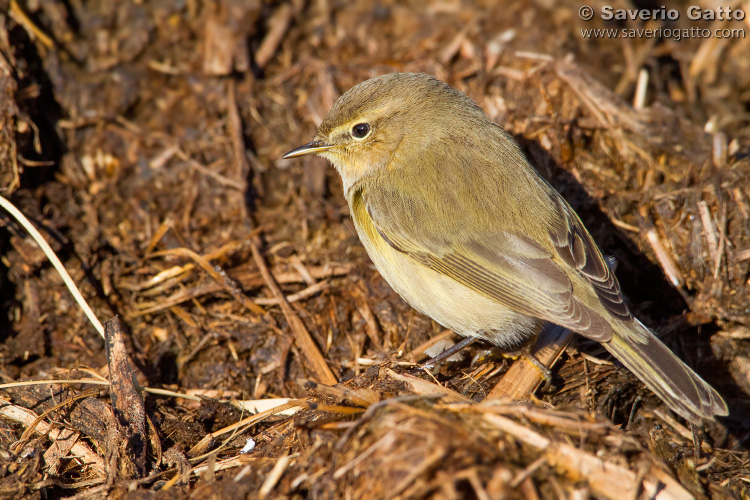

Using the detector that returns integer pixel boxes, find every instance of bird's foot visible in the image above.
[474,342,553,391]
[509,348,553,391]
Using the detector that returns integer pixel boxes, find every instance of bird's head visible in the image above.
[282,72,487,193]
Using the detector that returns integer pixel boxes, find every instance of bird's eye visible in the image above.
[351,123,370,139]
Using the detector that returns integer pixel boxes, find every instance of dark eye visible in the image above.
[352,123,370,138]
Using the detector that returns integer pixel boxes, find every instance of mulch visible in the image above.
[1,1,749,499]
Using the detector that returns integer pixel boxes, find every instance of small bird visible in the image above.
[282,72,727,422]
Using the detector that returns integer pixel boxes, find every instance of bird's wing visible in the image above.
[545,196,633,325]
[355,186,630,343]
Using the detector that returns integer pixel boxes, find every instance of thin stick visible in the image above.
[639,208,684,288]
[0,378,202,401]
[713,202,727,279]
[254,281,328,305]
[250,241,337,385]
[255,4,293,68]
[633,68,649,110]
[0,195,104,338]
[10,0,54,48]
[187,400,304,458]
[259,453,291,498]
[698,201,719,268]
[385,369,472,403]
[0,378,108,390]
[152,246,265,315]
[0,399,106,478]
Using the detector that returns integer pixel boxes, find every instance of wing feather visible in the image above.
[548,197,631,321]
[363,186,620,341]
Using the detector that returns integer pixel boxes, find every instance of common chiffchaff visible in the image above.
[283,72,727,422]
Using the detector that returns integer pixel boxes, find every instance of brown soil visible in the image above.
[1,1,749,499]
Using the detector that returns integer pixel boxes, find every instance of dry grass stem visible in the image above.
[2,2,747,497]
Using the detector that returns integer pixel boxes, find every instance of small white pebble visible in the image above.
[240,438,256,454]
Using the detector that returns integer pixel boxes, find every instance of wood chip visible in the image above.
[486,324,572,401]
[105,316,147,478]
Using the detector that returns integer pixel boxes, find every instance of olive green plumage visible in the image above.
[282,72,727,422]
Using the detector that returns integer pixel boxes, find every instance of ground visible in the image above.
[1,1,749,499]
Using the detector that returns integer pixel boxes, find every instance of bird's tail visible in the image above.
[603,319,728,423]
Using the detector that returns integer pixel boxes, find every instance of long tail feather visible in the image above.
[604,319,727,422]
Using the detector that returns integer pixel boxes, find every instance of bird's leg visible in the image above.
[420,336,477,370]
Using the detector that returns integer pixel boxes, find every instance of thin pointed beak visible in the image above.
[281,140,333,159]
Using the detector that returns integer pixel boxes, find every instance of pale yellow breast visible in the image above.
[348,193,539,347]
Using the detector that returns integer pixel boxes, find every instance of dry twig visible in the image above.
[485,414,693,500]
[250,240,338,385]
[0,399,106,479]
